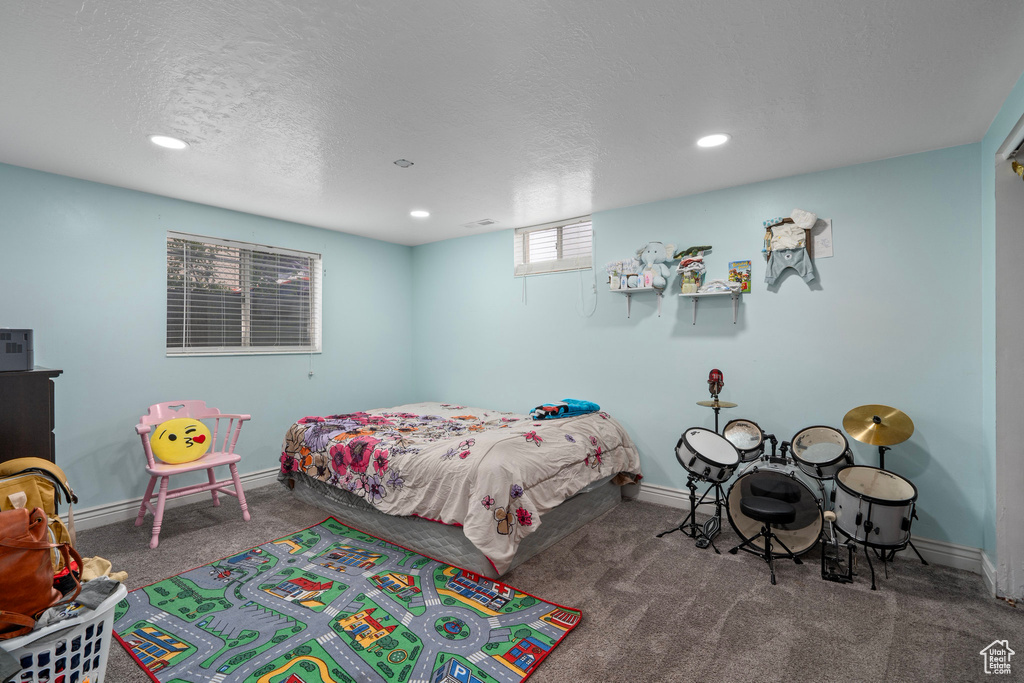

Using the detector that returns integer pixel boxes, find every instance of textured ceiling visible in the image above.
[1,1,1022,245]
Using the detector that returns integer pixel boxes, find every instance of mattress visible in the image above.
[279,470,624,578]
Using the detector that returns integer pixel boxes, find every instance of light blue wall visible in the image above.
[0,140,993,551]
[981,68,1024,562]
[0,163,415,509]
[412,144,985,549]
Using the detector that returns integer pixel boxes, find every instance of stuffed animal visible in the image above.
[636,241,676,289]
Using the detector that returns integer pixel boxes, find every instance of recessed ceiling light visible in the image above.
[394,159,414,168]
[149,134,189,150]
[410,210,430,218]
[697,133,730,148]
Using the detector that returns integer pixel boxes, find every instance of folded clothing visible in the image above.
[698,279,741,294]
[530,399,600,420]
[33,577,123,630]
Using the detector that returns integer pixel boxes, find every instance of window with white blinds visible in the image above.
[166,232,322,356]
[513,217,593,276]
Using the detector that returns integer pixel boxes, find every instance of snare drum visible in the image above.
[833,466,917,549]
[722,419,766,462]
[790,426,854,479]
[676,428,741,483]
[726,461,823,556]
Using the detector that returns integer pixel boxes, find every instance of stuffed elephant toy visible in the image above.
[636,241,676,289]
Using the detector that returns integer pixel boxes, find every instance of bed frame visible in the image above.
[280,471,627,578]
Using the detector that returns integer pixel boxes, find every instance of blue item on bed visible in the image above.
[530,398,600,420]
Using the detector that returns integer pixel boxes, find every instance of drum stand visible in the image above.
[887,542,927,565]
[656,475,725,553]
[861,544,900,590]
[861,538,927,590]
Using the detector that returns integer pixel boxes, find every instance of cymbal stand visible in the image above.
[711,403,723,433]
[656,475,725,553]
[877,445,891,470]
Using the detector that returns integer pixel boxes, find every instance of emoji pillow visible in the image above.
[151,418,212,464]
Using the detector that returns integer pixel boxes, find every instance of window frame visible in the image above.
[165,231,323,357]
[513,216,593,277]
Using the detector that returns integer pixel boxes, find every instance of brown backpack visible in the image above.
[0,506,82,639]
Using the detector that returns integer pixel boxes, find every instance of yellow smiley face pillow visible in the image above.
[151,418,212,464]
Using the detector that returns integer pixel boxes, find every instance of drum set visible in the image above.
[657,378,924,589]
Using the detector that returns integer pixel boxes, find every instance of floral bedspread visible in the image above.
[279,402,642,574]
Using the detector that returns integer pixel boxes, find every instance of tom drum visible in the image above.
[722,419,766,463]
[676,428,741,483]
[790,426,854,480]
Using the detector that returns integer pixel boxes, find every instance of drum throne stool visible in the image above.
[729,488,804,584]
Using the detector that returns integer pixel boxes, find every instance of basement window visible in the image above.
[166,232,322,356]
[513,217,593,276]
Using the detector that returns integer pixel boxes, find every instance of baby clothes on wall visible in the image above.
[770,223,807,250]
[763,209,818,285]
[765,247,815,284]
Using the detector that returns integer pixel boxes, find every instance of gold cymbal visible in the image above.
[696,400,737,408]
[843,404,914,446]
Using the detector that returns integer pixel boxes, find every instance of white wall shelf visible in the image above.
[612,286,664,318]
[680,290,743,325]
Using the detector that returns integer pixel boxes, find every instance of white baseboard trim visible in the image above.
[73,467,281,532]
[982,551,998,597]
[908,536,983,575]
[638,481,986,576]
[639,482,725,511]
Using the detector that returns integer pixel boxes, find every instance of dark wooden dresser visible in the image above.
[0,367,62,464]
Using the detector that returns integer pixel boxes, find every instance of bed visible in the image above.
[277,402,642,577]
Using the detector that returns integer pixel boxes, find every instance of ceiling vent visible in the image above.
[462,219,498,229]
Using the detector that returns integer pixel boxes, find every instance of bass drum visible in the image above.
[722,419,766,463]
[727,461,824,556]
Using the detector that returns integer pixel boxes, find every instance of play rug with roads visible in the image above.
[113,517,581,683]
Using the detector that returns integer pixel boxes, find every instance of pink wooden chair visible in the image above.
[135,400,251,548]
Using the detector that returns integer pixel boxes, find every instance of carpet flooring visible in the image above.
[79,483,1022,682]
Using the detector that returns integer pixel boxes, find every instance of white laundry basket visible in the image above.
[1,583,127,683]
